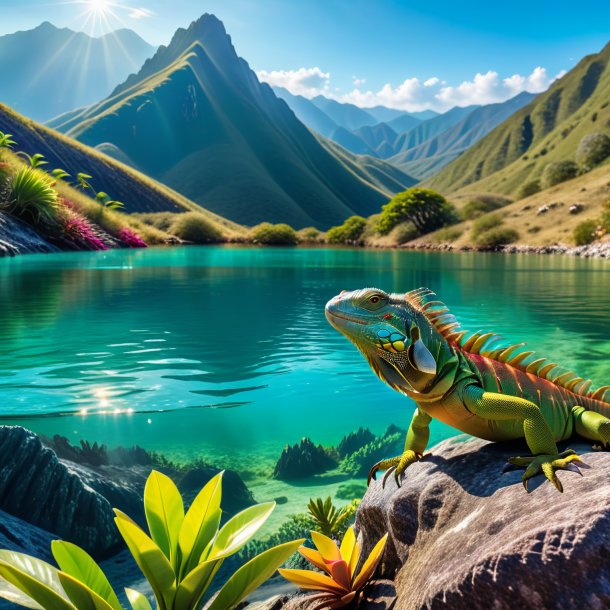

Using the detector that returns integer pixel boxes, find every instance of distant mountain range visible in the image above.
[277,87,536,179]
[0,22,155,121]
[51,14,415,229]
[427,41,610,195]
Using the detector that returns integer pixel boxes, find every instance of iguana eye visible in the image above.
[370,296,380,304]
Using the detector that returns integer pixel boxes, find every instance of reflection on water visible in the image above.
[1,246,609,465]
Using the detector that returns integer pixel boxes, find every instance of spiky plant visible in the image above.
[4,167,60,225]
[307,497,359,539]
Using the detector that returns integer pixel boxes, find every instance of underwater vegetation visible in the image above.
[0,470,305,610]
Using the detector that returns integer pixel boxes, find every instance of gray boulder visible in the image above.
[0,211,59,256]
[355,436,610,610]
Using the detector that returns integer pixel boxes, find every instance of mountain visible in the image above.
[52,14,415,229]
[390,92,536,179]
[364,105,417,125]
[272,87,338,136]
[0,103,240,235]
[309,96,381,130]
[352,123,400,158]
[0,22,155,121]
[427,42,610,195]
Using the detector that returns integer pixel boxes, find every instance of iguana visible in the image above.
[325,287,610,492]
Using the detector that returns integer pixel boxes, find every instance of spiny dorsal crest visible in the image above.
[404,288,610,404]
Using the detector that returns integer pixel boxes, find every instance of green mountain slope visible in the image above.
[53,14,414,229]
[390,92,535,179]
[0,22,154,122]
[272,87,338,136]
[0,103,241,234]
[427,42,610,195]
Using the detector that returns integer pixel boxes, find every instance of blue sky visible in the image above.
[1,0,609,111]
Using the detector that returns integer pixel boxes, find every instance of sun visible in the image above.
[88,0,111,14]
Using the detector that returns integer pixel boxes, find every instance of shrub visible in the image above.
[3,167,59,225]
[297,226,322,243]
[573,219,598,245]
[471,213,504,238]
[518,180,541,199]
[542,160,579,188]
[601,199,610,233]
[431,226,463,243]
[170,212,223,243]
[377,187,457,235]
[133,212,177,231]
[576,133,610,168]
[59,208,108,251]
[116,227,147,248]
[251,222,299,245]
[0,470,304,610]
[474,227,520,249]
[326,215,367,244]
[461,194,512,220]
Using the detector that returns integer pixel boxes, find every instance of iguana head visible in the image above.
[325,288,441,395]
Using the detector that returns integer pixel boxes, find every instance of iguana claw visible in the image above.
[507,449,586,493]
[367,450,423,488]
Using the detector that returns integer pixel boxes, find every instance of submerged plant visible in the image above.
[307,497,358,538]
[4,166,60,225]
[279,526,388,609]
[0,470,304,610]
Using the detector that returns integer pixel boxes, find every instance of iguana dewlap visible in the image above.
[325,287,610,492]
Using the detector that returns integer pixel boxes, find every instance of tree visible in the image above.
[377,188,456,235]
[576,133,610,169]
[326,215,367,244]
[542,160,579,188]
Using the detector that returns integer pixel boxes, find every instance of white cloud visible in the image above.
[128,7,155,19]
[259,65,563,111]
[256,67,331,97]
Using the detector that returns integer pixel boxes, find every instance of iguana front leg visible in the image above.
[368,408,431,487]
[463,385,584,492]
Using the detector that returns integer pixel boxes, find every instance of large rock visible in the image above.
[273,438,336,480]
[355,436,610,610]
[0,426,120,556]
[0,211,58,256]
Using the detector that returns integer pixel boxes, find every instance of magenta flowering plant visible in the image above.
[116,227,147,248]
[60,208,108,251]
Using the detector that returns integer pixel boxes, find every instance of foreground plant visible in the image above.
[0,470,304,610]
[4,166,60,224]
[279,526,388,609]
[307,497,358,538]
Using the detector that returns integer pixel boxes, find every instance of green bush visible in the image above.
[251,222,299,245]
[471,213,504,238]
[431,226,463,243]
[573,219,598,245]
[461,194,512,220]
[132,212,177,231]
[601,199,610,233]
[576,133,610,168]
[326,215,367,244]
[377,187,457,235]
[297,226,322,243]
[3,167,59,225]
[542,160,579,188]
[389,221,419,244]
[474,227,520,249]
[518,180,541,199]
[170,212,223,243]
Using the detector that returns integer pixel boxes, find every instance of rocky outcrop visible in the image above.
[0,211,59,256]
[354,436,610,610]
[339,426,404,478]
[337,427,375,459]
[273,438,336,480]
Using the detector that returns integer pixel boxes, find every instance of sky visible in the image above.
[1,0,609,111]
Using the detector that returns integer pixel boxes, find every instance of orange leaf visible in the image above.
[311,531,341,562]
[298,546,332,574]
[278,569,347,594]
[352,533,388,590]
[327,559,351,591]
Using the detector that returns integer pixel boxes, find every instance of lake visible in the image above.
[1,246,609,486]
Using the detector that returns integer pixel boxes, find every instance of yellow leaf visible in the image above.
[339,527,356,571]
[277,569,347,594]
[348,542,361,579]
[352,533,388,591]
[297,547,331,574]
[310,531,341,562]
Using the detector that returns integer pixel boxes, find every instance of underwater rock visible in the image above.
[0,509,55,562]
[0,211,59,256]
[272,438,337,480]
[0,426,120,557]
[337,427,376,459]
[355,436,610,609]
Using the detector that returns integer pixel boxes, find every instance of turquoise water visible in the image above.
[1,246,610,471]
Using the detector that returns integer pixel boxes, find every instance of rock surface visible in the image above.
[0,211,58,256]
[355,436,610,610]
[273,438,336,480]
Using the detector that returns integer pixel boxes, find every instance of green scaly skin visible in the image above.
[325,287,610,493]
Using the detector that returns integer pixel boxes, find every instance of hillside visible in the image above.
[427,42,610,195]
[53,14,414,230]
[390,93,536,179]
[0,103,241,234]
[0,22,155,122]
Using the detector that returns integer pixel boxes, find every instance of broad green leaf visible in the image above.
[173,558,222,610]
[178,471,223,576]
[208,539,304,610]
[143,470,184,568]
[0,577,44,610]
[51,542,121,610]
[208,502,275,561]
[125,588,153,610]
[114,510,176,610]
[57,573,114,610]
[0,552,74,610]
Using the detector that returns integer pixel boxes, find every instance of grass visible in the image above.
[3,166,59,224]
[169,212,223,243]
